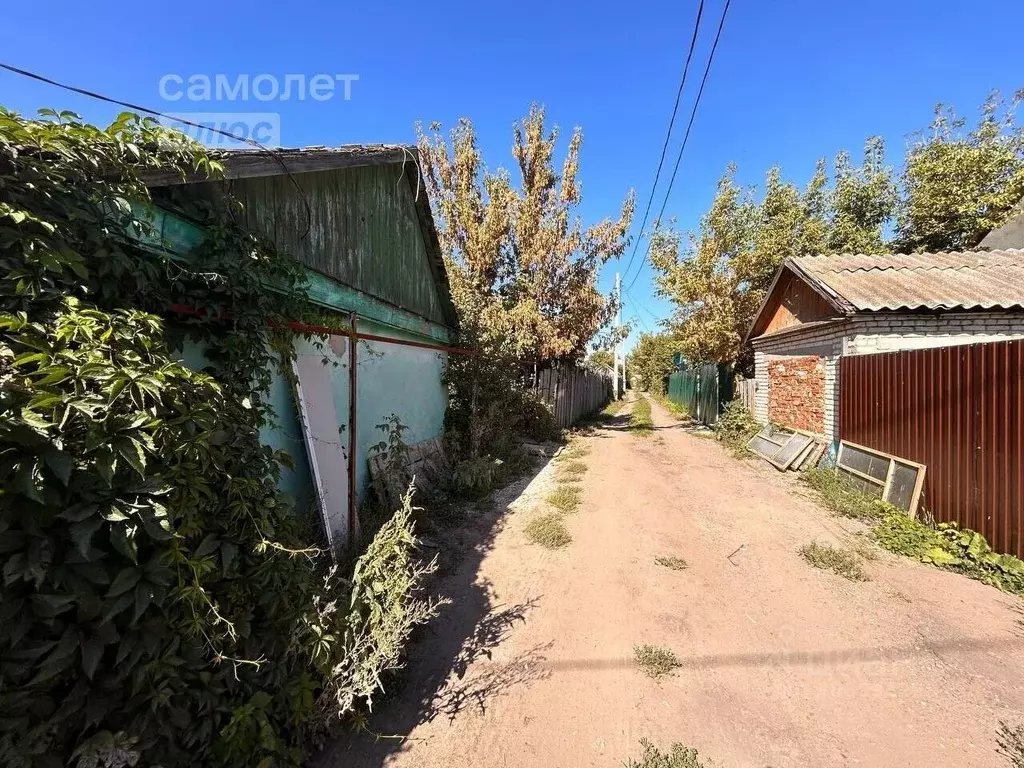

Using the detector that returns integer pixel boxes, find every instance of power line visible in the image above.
[626,0,733,294]
[620,0,706,283]
[0,61,314,239]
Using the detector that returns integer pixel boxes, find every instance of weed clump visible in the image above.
[655,556,688,571]
[634,644,681,678]
[559,459,589,478]
[625,739,708,768]
[547,485,582,513]
[524,512,572,549]
[713,400,761,455]
[997,722,1024,768]
[874,514,1024,595]
[799,541,869,581]
[802,467,893,520]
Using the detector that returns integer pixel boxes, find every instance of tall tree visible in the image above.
[897,90,1024,252]
[827,136,898,254]
[416,106,634,457]
[649,166,757,364]
[626,332,685,392]
[417,105,635,363]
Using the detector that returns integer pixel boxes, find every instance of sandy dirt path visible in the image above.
[315,395,1024,768]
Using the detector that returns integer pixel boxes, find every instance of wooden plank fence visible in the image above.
[734,377,756,416]
[533,364,613,429]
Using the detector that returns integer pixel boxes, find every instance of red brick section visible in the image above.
[768,356,825,433]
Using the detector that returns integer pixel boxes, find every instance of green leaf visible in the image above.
[193,534,220,559]
[922,547,959,566]
[80,637,103,679]
[70,517,104,559]
[44,450,74,485]
[105,569,141,599]
[132,582,153,622]
[115,438,146,477]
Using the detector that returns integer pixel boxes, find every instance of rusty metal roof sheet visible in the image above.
[791,249,1024,311]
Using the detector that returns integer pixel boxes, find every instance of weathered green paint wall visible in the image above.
[137,166,453,533]
[171,338,315,514]
[292,317,448,506]
[187,164,448,326]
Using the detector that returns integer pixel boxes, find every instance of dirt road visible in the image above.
[316,395,1024,767]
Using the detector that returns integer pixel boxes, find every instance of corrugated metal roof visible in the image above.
[792,249,1024,311]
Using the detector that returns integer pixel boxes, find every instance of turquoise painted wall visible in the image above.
[133,198,452,536]
[172,337,315,515]
[293,316,448,505]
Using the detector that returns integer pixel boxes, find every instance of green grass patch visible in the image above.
[557,443,591,461]
[630,397,654,436]
[655,555,688,571]
[524,512,572,549]
[602,398,626,416]
[546,485,582,513]
[652,392,691,421]
[799,540,869,581]
[633,644,681,678]
[802,467,892,520]
[625,739,708,768]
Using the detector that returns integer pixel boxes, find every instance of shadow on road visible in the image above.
[312,459,550,767]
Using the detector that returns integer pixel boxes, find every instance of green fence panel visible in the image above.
[666,363,734,426]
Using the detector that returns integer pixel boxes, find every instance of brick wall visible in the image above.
[767,356,826,433]
[752,321,846,440]
[848,311,1024,354]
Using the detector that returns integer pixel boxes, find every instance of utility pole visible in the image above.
[614,272,621,399]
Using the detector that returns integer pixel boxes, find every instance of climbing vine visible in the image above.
[0,109,437,766]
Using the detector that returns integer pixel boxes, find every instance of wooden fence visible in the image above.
[839,339,1023,559]
[734,377,756,416]
[533,363,613,429]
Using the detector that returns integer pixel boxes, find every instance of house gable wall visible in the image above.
[751,269,840,338]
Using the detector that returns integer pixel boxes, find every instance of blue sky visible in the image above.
[2,0,1023,351]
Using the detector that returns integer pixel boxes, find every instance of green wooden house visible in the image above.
[136,146,457,551]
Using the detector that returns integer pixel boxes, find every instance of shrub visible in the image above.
[0,110,440,766]
[713,400,760,454]
[874,514,1024,595]
[523,512,572,549]
[624,739,707,768]
[799,541,869,581]
[633,644,681,678]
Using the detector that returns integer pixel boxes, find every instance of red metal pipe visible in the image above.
[347,312,358,548]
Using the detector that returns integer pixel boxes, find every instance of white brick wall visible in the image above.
[848,312,1024,355]
[751,321,848,442]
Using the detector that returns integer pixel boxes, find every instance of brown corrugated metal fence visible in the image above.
[839,340,1023,559]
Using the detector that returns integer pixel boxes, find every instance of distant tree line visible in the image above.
[647,89,1024,367]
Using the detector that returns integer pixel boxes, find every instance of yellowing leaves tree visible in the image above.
[417,105,634,364]
[416,105,634,457]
